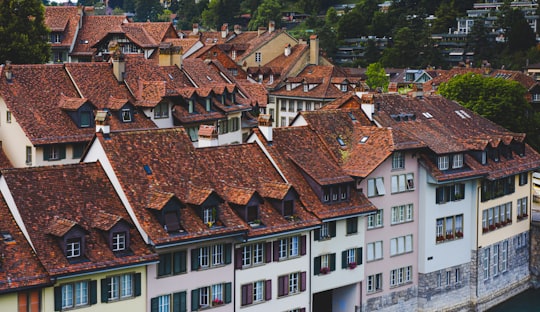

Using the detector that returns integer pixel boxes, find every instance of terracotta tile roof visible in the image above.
[256,126,377,220]
[91,210,124,231]
[1,162,157,277]
[222,186,257,205]
[164,38,201,55]
[45,6,80,48]
[95,128,319,243]
[58,94,89,111]
[0,148,12,169]
[147,190,176,210]
[228,30,288,62]
[71,15,127,56]
[236,81,268,107]
[0,195,50,293]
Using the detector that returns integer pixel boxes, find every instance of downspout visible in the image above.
[476,185,481,304]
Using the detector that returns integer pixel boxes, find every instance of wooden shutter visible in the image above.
[265,280,272,301]
[191,289,199,311]
[329,221,336,237]
[191,248,199,271]
[314,228,321,241]
[436,187,443,204]
[224,243,232,264]
[300,272,307,292]
[224,282,232,303]
[30,290,40,312]
[43,146,51,161]
[329,253,336,271]
[150,297,159,312]
[314,256,321,274]
[277,276,286,297]
[101,278,109,303]
[265,242,272,263]
[341,250,348,269]
[134,273,142,297]
[59,145,66,159]
[273,240,279,261]
[174,250,186,274]
[357,247,363,265]
[300,235,306,255]
[241,284,251,306]
[235,248,243,269]
[89,280,97,305]
[54,286,62,311]
[173,291,186,312]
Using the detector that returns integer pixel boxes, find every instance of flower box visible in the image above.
[348,262,357,269]
[455,231,463,238]
[482,227,489,233]
[436,235,445,242]
[446,234,454,240]
[320,267,330,275]
[212,299,223,306]
[489,225,496,231]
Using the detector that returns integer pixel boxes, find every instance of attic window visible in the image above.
[422,112,433,119]
[121,109,132,122]
[340,84,347,92]
[360,136,369,144]
[112,232,126,251]
[283,200,294,217]
[337,136,346,147]
[303,84,308,92]
[455,110,471,119]
[1,232,14,243]
[143,164,153,175]
[206,76,213,81]
[348,112,357,122]
[66,238,81,258]
[203,206,217,226]
[164,211,181,232]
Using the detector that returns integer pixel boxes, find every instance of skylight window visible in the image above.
[360,136,369,144]
[1,232,14,243]
[143,164,153,175]
[207,76,213,81]
[348,112,357,122]
[422,112,433,119]
[337,136,346,147]
[455,110,471,119]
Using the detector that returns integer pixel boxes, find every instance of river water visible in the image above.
[487,288,540,311]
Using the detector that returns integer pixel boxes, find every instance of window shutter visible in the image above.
[300,271,307,291]
[224,282,232,303]
[357,247,363,265]
[173,291,186,312]
[151,297,159,312]
[265,242,272,263]
[278,276,286,296]
[241,284,250,306]
[342,250,347,269]
[90,280,97,305]
[300,308,306,312]
[330,253,336,271]
[235,248,243,269]
[59,145,66,159]
[329,222,336,237]
[224,243,232,264]
[43,146,50,161]
[101,278,109,303]
[436,188,443,204]
[191,289,199,311]
[178,251,187,274]
[191,248,199,271]
[273,241,279,261]
[314,228,321,241]
[314,256,321,274]
[300,235,306,255]
[265,280,272,301]
[158,253,169,276]
[134,273,142,297]
[352,217,358,233]
[54,286,62,311]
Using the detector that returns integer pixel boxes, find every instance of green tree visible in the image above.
[431,0,458,34]
[438,73,540,150]
[201,0,241,30]
[365,62,389,91]
[247,0,281,30]
[134,0,162,21]
[505,9,536,53]
[0,0,50,64]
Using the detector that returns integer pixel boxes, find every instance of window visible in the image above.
[80,111,91,127]
[346,217,358,234]
[192,283,231,310]
[278,272,306,297]
[154,102,169,119]
[25,146,32,165]
[367,273,383,293]
[519,172,528,186]
[6,111,11,123]
[493,244,499,276]
[288,101,294,112]
[390,234,413,256]
[231,50,236,60]
[66,238,81,258]
[191,244,231,270]
[278,236,299,259]
[390,266,412,287]
[158,250,187,276]
[44,145,66,161]
[218,119,229,135]
[315,221,336,240]
[188,100,194,113]
[391,173,414,193]
[391,204,413,224]
[241,243,265,268]
[150,292,187,312]
[481,176,515,202]
[445,271,451,286]
[366,241,383,261]
[502,241,508,272]
[306,102,312,110]
[59,281,91,309]
[436,184,465,204]
[342,248,362,269]
[104,273,140,301]
[340,84,347,92]
[392,152,405,169]
[483,248,490,280]
[516,232,528,249]
[283,200,294,216]
[297,101,303,112]
[280,100,287,111]
[438,155,449,170]
[482,202,512,232]
[367,210,383,229]
[455,268,461,284]
[241,280,271,306]
[314,253,336,275]
[303,84,308,92]
[437,273,442,288]
[517,197,528,220]
[121,109,132,122]
[112,232,126,251]
[452,153,463,168]
[280,117,287,127]
[436,214,463,243]
[367,177,385,197]
[255,52,261,63]
[203,207,216,225]
[18,290,41,312]
[228,117,239,132]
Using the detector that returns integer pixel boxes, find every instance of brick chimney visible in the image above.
[258,27,267,36]
[234,24,242,35]
[309,35,319,65]
[221,23,229,38]
[198,125,219,148]
[192,23,199,35]
[268,21,275,33]
[284,44,291,57]
[258,114,273,142]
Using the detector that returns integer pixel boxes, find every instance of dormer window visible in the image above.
[246,205,258,222]
[452,153,463,169]
[438,155,449,170]
[188,100,194,113]
[481,151,487,165]
[148,194,184,233]
[121,109,132,122]
[283,200,294,216]
[51,33,62,43]
[80,111,91,128]
[221,95,225,105]
[231,50,236,60]
[269,75,274,84]
[203,206,217,225]
[112,232,126,251]
[322,184,349,203]
[66,238,81,258]
[340,84,347,92]
[206,98,211,111]
[154,102,169,119]
[231,92,235,104]
[303,84,308,92]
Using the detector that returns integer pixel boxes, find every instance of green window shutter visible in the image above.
[59,145,66,159]
[330,221,336,237]
[134,273,142,297]
[357,247,363,265]
[173,251,185,274]
[314,256,321,274]
[54,286,62,311]
[224,243,232,264]
[191,289,199,311]
[89,280,98,305]
[341,250,348,269]
[158,253,170,276]
[330,253,336,271]
[224,282,232,303]
[191,248,199,271]
[151,297,159,312]
[173,291,185,312]
[314,228,321,241]
[179,291,187,312]
[101,278,109,303]
[43,146,50,161]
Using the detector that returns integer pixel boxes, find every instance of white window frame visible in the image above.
[391,204,413,224]
[452,153,463,168]
[112,232,126,251]
[66,239,81,258]
[367,177,385,197]
[367,273,382,293]
[493,244,499,276]
[367,241,383,261]
[122,109,132,122]
[392,152,405,169]
[438,155,449,170]
[391,173,414,193]
[367,210,383,229]
[483,248,490,280]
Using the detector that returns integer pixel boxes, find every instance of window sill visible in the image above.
[389,281,413,289]
[367,226,383,231]
[366,289,383,295]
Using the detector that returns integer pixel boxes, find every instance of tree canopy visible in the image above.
[0,0,50,64]
[365,62,389,91]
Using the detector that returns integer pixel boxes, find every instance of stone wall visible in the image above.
[362,285,417,312]
[530,221,540,287]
